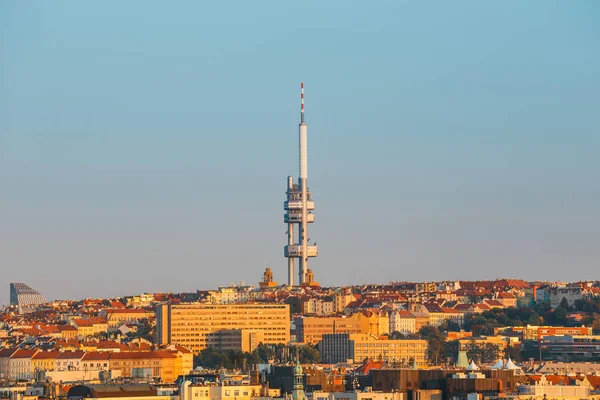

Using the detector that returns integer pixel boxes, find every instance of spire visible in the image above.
[300,82,305,124]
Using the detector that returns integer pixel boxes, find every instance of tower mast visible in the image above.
[284,83,318,286]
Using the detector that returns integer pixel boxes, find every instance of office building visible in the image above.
[155,303,290,353]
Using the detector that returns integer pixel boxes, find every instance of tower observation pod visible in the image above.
[284,83,318,287]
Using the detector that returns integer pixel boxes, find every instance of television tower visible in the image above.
[284,83,318,286]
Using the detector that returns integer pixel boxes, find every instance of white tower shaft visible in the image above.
[283,82,317,287]
[299,83,308,284]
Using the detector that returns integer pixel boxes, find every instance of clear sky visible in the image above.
[1,1,599,303]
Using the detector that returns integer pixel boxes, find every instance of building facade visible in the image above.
[155,303,290,353]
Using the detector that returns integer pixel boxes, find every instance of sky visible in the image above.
[1,1,599,303]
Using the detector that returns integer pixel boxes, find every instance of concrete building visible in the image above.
[284,83,318,286]
[319,332,427,366]
[348,334,427,365]
[319,334,354,364]
[180,381,278,400]
[541,334,600,358]
[517,375,593,398]
[505,325,593,341]
[311,391,410,400]
[295,314,368,345]
[155,303,290,353]
[206,329,265,353]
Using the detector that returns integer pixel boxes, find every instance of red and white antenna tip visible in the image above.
[301,82,305,115]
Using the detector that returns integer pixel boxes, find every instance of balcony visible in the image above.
[284,213,315,223]
[284,200,315,210]
[284,245,318,258]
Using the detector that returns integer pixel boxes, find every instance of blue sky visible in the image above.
[1,1,599,302]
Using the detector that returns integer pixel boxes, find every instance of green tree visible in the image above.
[419,326,446,366]
[505,345,522,362]
[299,344,320,364]
[559,297,572,312]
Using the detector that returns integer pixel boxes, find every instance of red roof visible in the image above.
[0,348,17,358]
[82,352,111,361]
[59,325,77,331]
[104,308,150,314]
[11,349,38,359]
[497,292,516,299]
[32,351,60,360]
[57,351,85,360]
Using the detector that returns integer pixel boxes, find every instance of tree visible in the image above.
[299,344,320,364]
[465,341,500,364]
[390,331,404,340]
[419,326,446,366]
[505,345,522,362]
[554,306,568,325]
[559,297,572,312]
[439,320,461,333]
[444,340,460,365]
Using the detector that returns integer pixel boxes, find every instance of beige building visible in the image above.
[389,310,416,335]
[302,298,335,316]
[56,350,85,371]
[9,349,38,380]
[0,348,17,379]
[295,314,369,344]
[349,334,427,366]
[72,319,95,337]
[206,329,265,353]
[181,382,280,400]
[155,303,290,353]
[100,308,155,329]
[31,351,60,373]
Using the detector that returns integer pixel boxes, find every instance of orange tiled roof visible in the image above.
[32,351,60,360]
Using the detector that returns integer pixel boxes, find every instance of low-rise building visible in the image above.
[320,333,427,366]
[56,350,85,371]
[73,319,95,337]
[100,308,154,329]
[389,311,416,335]
[9,349,38,381]
[31,350,60,373]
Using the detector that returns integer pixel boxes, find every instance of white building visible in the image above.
[389,310,416,335]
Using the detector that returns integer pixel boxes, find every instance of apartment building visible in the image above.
[109,351,180,382]
[389,310,416,335]
[72,319,94,337]
[100,309,155,329]
[56,351,85,371]
[295,314,369,345]
[31,351,60,373]
[0,348,16,379]
[301,298,335,316]
[350,334,427,365]
[206,329,265,353]
[9,349,38,380]
[155,303,290,353]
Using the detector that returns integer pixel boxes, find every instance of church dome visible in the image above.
[294,361,303,375]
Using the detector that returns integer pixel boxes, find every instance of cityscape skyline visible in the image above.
[1,2,599,303]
